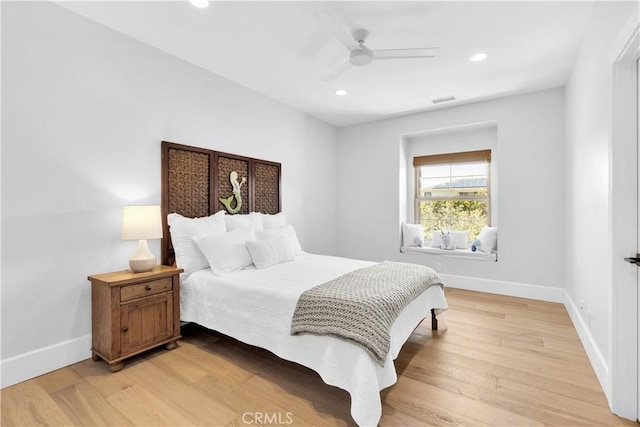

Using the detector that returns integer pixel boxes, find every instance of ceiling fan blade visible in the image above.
[373,47,439,60]
[314,10,359,51]
[324,61,351,82]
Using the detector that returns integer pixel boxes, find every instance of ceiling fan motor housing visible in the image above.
[350,46,373,66]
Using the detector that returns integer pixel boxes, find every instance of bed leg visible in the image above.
[431,308,438,331]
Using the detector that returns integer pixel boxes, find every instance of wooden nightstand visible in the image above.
[88,265,183,372]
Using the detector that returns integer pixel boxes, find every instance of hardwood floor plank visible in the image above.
[145,342,213,384]
[388,376,542,426]
[122,353,238,426]
[447,317,588,358]
[163,338,255,386]
[497,378,629,426]
[444,302,507,319]
[448,309,580,340]
[1,381,75,426]
[437,333,597,378]
[475,301,573,325]
[70,358,137,398]
[428,340,601,391]
[49,380,133,426]
[240,375,352,426]
[34,366,83,394]
[105,384,194,426]
[416,346,609,409]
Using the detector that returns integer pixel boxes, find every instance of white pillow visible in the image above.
[193,229,255,276]
[167,211,226,276]
[402,223,424,247]
[261,212,287,229]
[246,237,295,269]
[430,231,443,248]
[225,212,263,231]
[449,231,470,249]
[255,225,302,255]
[477,226,498,253]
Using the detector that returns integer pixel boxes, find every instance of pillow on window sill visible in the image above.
[450,231,470,249]
[402,223,424,247]
[477,225,498,254]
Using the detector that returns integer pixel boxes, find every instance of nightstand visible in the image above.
[88,265,183,372]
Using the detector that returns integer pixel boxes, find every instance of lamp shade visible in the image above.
[121,206,163,240]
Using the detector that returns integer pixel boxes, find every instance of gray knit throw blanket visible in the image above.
[290,261,443,366]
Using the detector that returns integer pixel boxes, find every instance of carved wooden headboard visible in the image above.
[161,141,281,266]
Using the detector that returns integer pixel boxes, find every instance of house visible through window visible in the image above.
[414,150,491,240]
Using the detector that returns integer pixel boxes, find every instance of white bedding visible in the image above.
[181,253,448,426]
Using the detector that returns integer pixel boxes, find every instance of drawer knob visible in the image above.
[122,326,128,333]
[145,285,152,291]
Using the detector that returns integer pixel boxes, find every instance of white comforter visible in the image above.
[181,253,448,426]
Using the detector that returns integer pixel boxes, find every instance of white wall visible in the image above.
[337,88,566,300]
[564,1,639,410]
[1,2,338,387]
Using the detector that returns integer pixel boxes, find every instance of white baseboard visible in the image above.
[440,273,564,303]
[563,291,611,405]
[1,334,92,389]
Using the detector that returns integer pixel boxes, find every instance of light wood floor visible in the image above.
[2,288,638,426]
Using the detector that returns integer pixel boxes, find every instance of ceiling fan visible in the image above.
[315,11,439,81]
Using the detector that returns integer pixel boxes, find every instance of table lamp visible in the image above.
[121,205,163,272]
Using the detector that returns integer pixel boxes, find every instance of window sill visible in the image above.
[401,246,497,262]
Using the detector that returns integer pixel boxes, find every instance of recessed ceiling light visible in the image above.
[470,52,488,62]
[189,0,209,8]
[335,89,347,96]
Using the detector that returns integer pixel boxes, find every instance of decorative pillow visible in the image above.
[192,229,255,276]
[402,223,424,247]
[167,211,226,276]
[261,212,287,229]
[225,212,263,231]
[476,225,498,253]
[255,224,302,255]
[449,231,470,249]
[246,236,295,269]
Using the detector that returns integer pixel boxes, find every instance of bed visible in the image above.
[160,141,448,426]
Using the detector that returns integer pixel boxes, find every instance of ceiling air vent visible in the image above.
[432,96,456,104]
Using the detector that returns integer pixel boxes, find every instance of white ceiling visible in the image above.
[56,1,600,127]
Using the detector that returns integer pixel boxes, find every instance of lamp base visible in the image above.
[129,257,157,273]
[129,239,157,272]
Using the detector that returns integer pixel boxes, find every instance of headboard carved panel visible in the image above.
[254,162,281,214]
[167,148,211,218]
[161,141,281,266]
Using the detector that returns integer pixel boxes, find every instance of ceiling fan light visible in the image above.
[350,49,373,66]
[335,89,347,96]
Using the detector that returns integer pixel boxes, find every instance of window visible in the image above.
[414,150,491,240]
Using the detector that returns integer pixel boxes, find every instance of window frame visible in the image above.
[413,150,492,238]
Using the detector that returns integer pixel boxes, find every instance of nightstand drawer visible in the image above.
[120,277,172,302]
